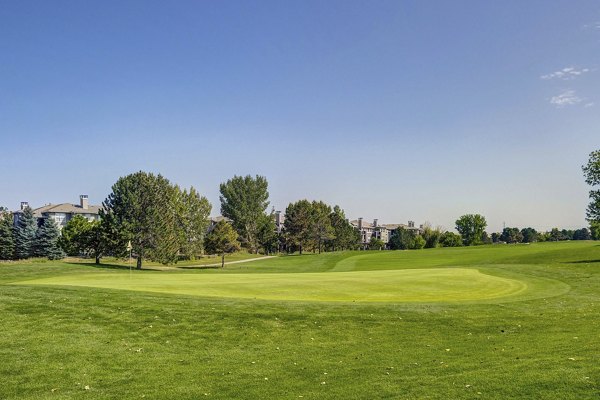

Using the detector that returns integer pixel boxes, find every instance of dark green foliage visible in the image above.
[500,227,523,244]
[549,228,563,241]
[389,227,424,250]
[102,171,181,269]
[204,220,241,267]
[368,236,384,250]
[176,186,212,259]
[59,215,92,256]
[455,214,487,246]
[583,150,600,222]
[520,227,538,243]
[256,213,278,255]
[283,200,313,254]
[421,223,443,248]
[219,175,269,253]
[310,201,334,254]
[13,207,37,259]
[328,206,360,251]
[439,231,462,247]
[0,211,15,260]
[573,228,591,240]
[589,221,600,240]
[33,218,65,260]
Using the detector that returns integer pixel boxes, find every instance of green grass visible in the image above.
[1,241,599,399]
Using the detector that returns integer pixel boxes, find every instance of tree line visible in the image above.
[1,152,599,266]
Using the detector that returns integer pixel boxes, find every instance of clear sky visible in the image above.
[1,0,599,232]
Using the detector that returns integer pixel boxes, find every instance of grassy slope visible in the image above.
[0,242,599,399]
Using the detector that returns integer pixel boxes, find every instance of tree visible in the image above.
[521,227,538,243]
[389,227,420,250]
[219,175,269,253]
[500,227,523,244]
[590,221,600,240]
[59,215,92,256]
[256,213,278,255]
[310,201,334,254]
[14,207,37,259]
[33,217,65,260]
[102,171,180,269]
[176,186,212,260]
[583,150,600,222]
[204,220,241,268]
[455,214,487,246]
[573,228,592,240]
[368,236,384,250]
[549,228,563,241]
[410,234,426,249]
[421,223,443,248]
[329,206,360,251]
[0,211,15,260]
[440,231,462,247]
[283,200,313,254]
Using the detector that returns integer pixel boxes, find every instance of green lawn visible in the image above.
[1,242,599,399]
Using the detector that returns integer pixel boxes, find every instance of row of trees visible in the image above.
[0,207,65,260]
[3,154,599,264]
[583,150,600,240]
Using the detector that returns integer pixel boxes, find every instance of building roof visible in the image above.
[350,220,421,231]
[16,203,102,218]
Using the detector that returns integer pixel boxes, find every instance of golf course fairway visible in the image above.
[17,267,565,303]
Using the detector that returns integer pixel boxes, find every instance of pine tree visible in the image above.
[14,207,37,259]
[0,212,15,260]
[34,217,65,260]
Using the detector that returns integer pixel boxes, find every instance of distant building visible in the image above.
[350,218,422,249]
[13,195,101,229]
[208,216,231,232]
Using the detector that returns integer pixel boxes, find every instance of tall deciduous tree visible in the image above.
[310,201,334,254]
[583,150,600,224]
[204,220,241,268]
[102,171,180,269]
[283,200,313,254]
[33,217,65,260]
[219,175,269,253]
[14,207,37,259]
[256,213,278,255]
[0,211,15,260]
[176,186,212,260]
[329,206,359,251]
[455,214,487,246]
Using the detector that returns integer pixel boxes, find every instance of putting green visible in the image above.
[15,267,566,303]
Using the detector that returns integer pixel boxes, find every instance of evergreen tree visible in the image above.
[34,217,65,260]
[102,171,181,269]
[14,207,37,259]
[0,211,15,260]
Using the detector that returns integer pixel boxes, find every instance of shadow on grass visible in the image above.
[65,261,163,272]
[563,259,600,264]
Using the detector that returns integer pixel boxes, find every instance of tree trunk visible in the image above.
[136,255,142,270]
[95,255,100,264]
[299,245,303,255]
[221,254,225,268]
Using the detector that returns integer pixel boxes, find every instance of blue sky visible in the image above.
[1,0,599,232]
